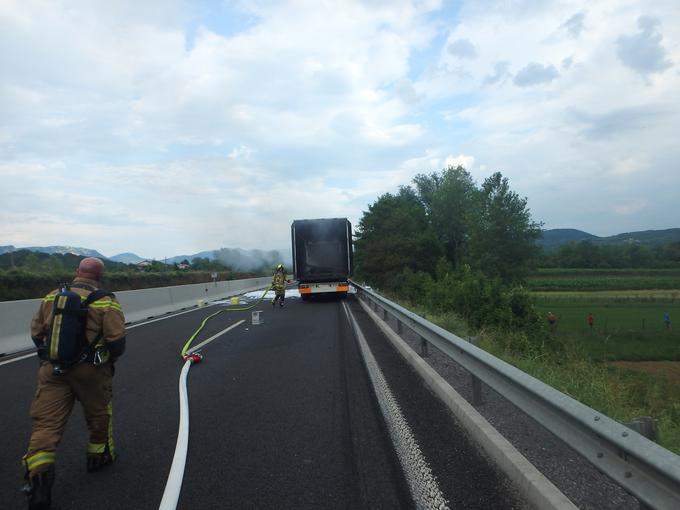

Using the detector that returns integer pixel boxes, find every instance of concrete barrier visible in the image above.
[0,276,271,356]
[0,298,42,356]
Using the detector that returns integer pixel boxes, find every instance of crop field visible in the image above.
[533,298,680,361]
[527,268,680,291]
[526,269,680,454]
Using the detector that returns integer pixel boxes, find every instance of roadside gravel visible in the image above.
[377,310,640,510]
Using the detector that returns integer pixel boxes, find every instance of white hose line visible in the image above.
[158,319,246,510]
[159,358,192,510]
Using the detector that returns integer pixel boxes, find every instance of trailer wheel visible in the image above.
[301,294,310,301]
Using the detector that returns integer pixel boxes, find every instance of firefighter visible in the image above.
[271,263,286,307]
[23,257,126,509]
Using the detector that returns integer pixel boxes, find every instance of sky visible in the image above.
[1,0,679,259]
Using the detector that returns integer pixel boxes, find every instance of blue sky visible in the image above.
[1,0,679,258]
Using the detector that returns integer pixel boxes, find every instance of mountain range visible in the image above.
[3,227,679,264]
[537,228,680,252]
[0,245,290,271]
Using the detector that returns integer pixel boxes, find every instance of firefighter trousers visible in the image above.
[23,361,115,475]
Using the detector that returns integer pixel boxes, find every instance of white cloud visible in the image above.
[444,154,475,170]
[613,200,647,216]
[513,62,559,87]
[1,0,679,256]
[448,38,478,59]
[561,12,586,38]
[610,157,647,176]
[616,15,673,77]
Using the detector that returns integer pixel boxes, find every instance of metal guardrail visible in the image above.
[350,281,680,510]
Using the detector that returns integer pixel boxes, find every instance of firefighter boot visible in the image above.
[24,465,54,510]
[86,447,115,473]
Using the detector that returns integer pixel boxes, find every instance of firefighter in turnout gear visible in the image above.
[22,258,126,510]
[272,263,286,307]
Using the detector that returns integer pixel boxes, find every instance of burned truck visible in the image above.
[291,218,353,300]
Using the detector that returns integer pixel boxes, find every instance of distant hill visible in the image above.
[167,250,217,264]
[109,252,146,264]
[0,244,290,269]
[20,245,108,258]
[0,250,131,271]
[539,228,680,252]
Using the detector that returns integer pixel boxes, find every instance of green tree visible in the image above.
[469,172,542,283]
[354,186,442,289]
[413,166,478,268]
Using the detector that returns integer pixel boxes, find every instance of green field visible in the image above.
[526,270,680,454]
[533,299,680,361]
[528,268,680,291]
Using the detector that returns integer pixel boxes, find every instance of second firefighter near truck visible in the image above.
[22,257,126,510]
[272,264,286,307]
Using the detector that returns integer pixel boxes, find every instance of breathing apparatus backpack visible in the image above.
[47,283,114,374]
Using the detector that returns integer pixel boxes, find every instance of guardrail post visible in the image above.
[382,308,388,320]
[624,416,657,442]
[420,337,429,357]
[397,320,403,334]
[471,375,483,406]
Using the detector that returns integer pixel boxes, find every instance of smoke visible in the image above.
[213,247,292,272]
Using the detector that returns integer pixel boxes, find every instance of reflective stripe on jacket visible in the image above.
[31,277,126,350]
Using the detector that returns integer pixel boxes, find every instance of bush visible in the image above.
[382,260,545,348]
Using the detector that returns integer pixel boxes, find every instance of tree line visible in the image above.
[354,166,545,343]
[355,166,542,286]
[0,250,263,301]
[539,240,680,268]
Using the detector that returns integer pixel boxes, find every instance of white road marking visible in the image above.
[342,301,449,510]
[127,304,217,329]
[187,319,246,354]
[0,352,36,366]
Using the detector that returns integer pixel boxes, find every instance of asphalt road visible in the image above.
[0,290,525,510]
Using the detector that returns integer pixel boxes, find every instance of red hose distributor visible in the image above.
[183,352,203,364]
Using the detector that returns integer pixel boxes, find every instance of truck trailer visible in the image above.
[291,218,353,299]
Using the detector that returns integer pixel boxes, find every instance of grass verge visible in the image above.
[392,297,680,455]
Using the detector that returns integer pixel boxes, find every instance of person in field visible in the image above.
[547,311,557,329]
[587,312,594,329]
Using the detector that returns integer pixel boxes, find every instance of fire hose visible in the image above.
[158,286,273,510]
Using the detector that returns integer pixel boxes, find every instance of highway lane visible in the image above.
[0,292,409,509]
[1,290,527,510]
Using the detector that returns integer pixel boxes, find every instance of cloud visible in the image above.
[561,12,586,37]
[483,61,511,85]
[513,62,559,86]
[569,106,665,139]
[444,154,475,170]
[447,38,477,59]
[610,157,647,176]
[2,0,680,256]
[616,16,672,77]
[613,200,647,216]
